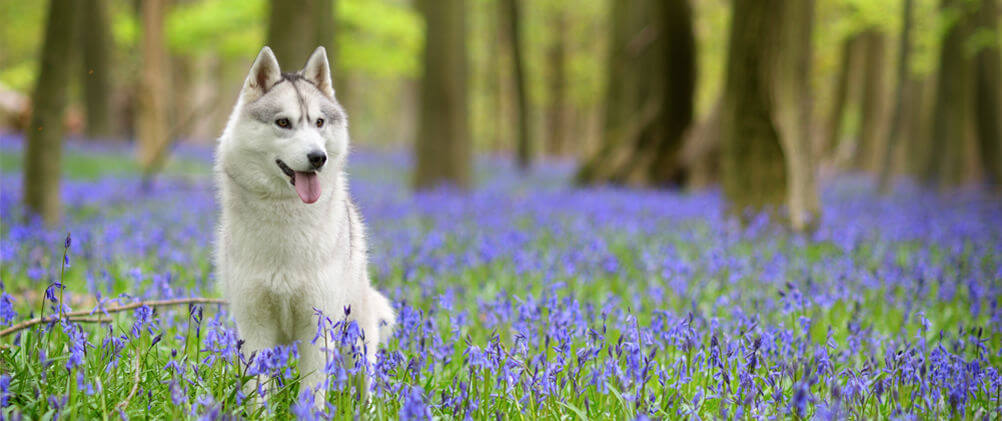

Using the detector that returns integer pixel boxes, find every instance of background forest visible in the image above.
[1,0,1001,419]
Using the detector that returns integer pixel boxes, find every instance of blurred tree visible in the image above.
[545,8,568,157]
[879,0,915,193]
[24,0,79,225]
[266,0,335,69]
[824,35,862,159]
[576,0,695,187]
[925,0,970,187]
[414,0,471,190]
[774,0,820,232]
[501,0,532,171]
[137,0,170,187]
[80,0,113,139]
[720,0,787,216]
[972,0,1000,188]
[853,28,888,172]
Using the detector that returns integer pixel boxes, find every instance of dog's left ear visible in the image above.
[302,46,334,98]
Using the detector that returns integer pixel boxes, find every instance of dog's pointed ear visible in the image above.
[302,46,334,98]
[243,46,282,98]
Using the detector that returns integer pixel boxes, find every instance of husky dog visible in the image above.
[214,46,395,397]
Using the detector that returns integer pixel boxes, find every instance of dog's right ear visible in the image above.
[242,47,282,100]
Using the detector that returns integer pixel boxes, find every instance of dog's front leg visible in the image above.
[233,309,282,406]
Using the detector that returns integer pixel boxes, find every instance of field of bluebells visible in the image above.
[1,134,1001,420]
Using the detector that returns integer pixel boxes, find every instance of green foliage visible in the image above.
[338,0,422,78]
[0,1,44,92]
[167,0,265,59]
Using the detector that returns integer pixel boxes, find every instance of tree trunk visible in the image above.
[821,34,853,158]
[925,0,970,187]
[721,0,787,216]
[266,0,335,67]
[576,0,695,187]
[878,0,915,193]
[774,0,819,232]
[501,0,532,171]
[24,0,79,225]
[136,0,170,187]
[413,0,471,190]
[854,29,888,172]
[973,0,1001,188]
[80,0,113,139]
[545,10,568,157]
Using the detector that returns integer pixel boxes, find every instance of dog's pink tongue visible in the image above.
[294,171,321,204]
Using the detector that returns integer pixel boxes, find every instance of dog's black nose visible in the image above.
[307,151,327,169]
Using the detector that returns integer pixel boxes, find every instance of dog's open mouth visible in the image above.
[276,159,321,204]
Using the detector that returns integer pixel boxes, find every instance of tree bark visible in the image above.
[266,0,335,68]
[136,0,170,187]
[545,10,568,157]
[774,0,820,232]
[413,0,471,190]
[24,0,79,225]
[823,35,860,159]
[925,0,971,187]
[973,0,1001,188]
[576,0,695,187]
[721,0,787,216]
[854,29,888,172]
[878,0,915,193]
[80,0,113,139]
[502,0,532,171]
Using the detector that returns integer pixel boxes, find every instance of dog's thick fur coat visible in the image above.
[214,46,394,395]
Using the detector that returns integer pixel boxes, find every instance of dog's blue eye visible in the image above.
[275,118,290,128]
[316,118,324,128]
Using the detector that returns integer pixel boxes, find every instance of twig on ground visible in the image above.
[116,352,143,411]
[0,297,227,337]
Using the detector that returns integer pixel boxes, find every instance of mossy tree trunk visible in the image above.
[136,0,170,187]
[576,0,695,187]
[80,0,113,139]
[720,0,787,218]
[413,0,471,190]
[972,0,1001,188]
[24,0,79,226]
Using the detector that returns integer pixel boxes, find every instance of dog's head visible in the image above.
[219,46,348,204]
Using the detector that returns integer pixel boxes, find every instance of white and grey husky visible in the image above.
[214,46,395,397]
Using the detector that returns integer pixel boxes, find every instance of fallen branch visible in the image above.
[117,352,143,411]
[0,297,227,338]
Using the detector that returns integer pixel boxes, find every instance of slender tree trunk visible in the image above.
[878,0,915,193]
[824,35,860,159]
[926,0,970,187]
[973,0,1001,187]
[721,0,787,216]
[136,0,170,187]
[545,10,568,157]
[414,0,471,190]
[774,0,819,232]
[857,30,888,172]
[24,0,79,225]
[80,0,113,139]
[502,0,532,171]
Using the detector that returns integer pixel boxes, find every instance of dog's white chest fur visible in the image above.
[214,46,394,396]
